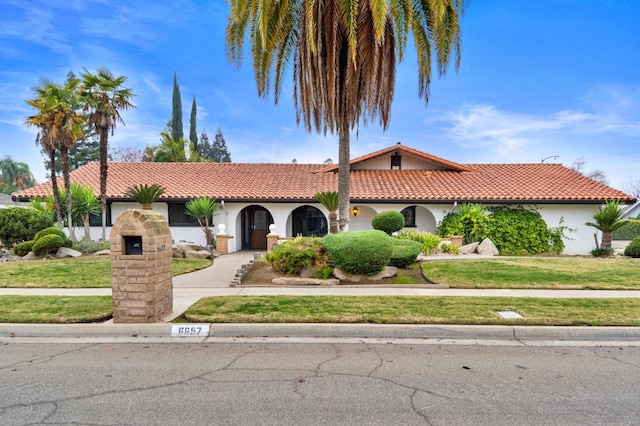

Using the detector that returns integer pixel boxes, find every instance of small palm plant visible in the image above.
[586,200,626,254]
[185,197,218,246]
[123,184,166,210]
[315,191,339,234]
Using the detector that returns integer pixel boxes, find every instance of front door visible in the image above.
[242,206,273,250]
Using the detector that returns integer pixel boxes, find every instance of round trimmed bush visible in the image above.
[323,230,393,275]
[624,237,640,258]
[0,207,54,247]
[32,234,65,256]
[34,226,72,248]
[13,240,35,256]
[389,239,423,268]
[371,211,405,235]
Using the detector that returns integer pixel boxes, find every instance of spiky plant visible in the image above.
[586,200,626,253]
[123,184,166,210]
[185,197,218,246]
[315,191,339,234]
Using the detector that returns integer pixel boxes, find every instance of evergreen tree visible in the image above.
[210,128,231,163]
[171,72,183,143]
[199,129,212,160]
[190,97,198,152]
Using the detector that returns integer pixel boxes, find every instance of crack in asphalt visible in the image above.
[588,347,640,369]
[0,344,99,371]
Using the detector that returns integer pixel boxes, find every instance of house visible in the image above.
[623,202,640,220]
[13,143,635,255]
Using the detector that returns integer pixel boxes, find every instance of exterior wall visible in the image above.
[351,153,442,171]
[84,200,600,255]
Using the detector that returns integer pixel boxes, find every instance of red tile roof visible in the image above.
[15,160,634,204]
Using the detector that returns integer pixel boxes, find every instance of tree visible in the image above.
[46,183,100,240]
[190,97,198,153]
[315,191,338,234]
[110,146,147,162]
[0,156,35,194]
[145,132,186,162]
[586,200,626,253]
[226,0,463,230]
[171,72,183,143]
[623,176,640,199]
[81,68,135,241]
[571,158,608,185]
[185,197,218,246]
[210,128,231,162]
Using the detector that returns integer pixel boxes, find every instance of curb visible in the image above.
[2,323,640,341]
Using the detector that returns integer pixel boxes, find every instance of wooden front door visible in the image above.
[242,206,272,250]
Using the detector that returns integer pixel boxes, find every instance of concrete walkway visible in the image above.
[2,252,640,341]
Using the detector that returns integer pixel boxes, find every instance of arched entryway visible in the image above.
[291,206,328,237]
[241,205,274,250]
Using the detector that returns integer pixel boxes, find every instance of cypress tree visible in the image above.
[190,97,198,152]
[171,72,183,143]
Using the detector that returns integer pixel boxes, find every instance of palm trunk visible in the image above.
[48,150,64,229]
[337,123,350,232]
[601,232,613,252]
[99,127,109,241]
[60,145,77,242]
[83,213,91,241]
[328,211,338,234]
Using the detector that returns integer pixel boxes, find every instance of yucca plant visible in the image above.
[586,200,626,253]
[185,197,218,246]
[315,191,339,234]
[123,183,166,210]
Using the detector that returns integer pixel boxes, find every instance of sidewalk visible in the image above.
[2,252,640,341]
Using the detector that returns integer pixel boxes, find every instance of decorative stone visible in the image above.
[93,249,110,256]
[272,277,339,286]
[185,250,212,259]
[55,247,82,258]
[477,238,499,256]
[172,246,185,258]
[22,252,38,261]
[333,266,398,283]
[175,243,201,252]
[459,242,479,254]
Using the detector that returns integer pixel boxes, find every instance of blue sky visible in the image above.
[1,0,639,192]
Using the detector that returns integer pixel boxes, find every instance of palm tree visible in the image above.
[227,0,463,230]
[0,156,36,194]
[185,197,218,246]
[315,191,339,234]
[145,132,187,162]
[586,200,627,253]
[81,68,135,241]
[123,184,167,210]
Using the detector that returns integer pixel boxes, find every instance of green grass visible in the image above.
[421,257,640,289]
[184,296,640,326]
[0,296,112,323]
[0,257,212,288]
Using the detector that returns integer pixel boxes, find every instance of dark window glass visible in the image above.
[292,206,328,237]
[168,203,206,226]
[89,204,112,226]
[401,206,416,227]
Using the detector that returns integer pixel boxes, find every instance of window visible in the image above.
[168,203,208,226]
[401,206,416,227]
[391,154,402,170]
[292,206,328,237]
[89,204,112,226]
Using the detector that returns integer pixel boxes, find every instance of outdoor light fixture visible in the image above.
[351,207,360,217]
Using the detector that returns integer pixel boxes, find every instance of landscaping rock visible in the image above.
[299,266,315,278]
[185,250,212,259]
[477,238,499,256]
[272,277,339,286]
[22,252,37,261]
[56,247,82,258]
[172,246,185,258]
[459,242,479,254]
[176,243,201,252]
[333,266,398,283]
[93,249,110,256]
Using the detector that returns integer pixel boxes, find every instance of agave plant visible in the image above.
[586,200,626,253]
[185,197,218,246]
[123,183,166,210]
[315,191,338,234]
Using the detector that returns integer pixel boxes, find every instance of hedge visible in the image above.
[323,230,393,275]
[389,239,423,268]
[0,207,54,247]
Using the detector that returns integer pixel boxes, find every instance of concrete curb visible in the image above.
[2,323,640,341]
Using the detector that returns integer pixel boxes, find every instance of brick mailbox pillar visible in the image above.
[110,209,173,323]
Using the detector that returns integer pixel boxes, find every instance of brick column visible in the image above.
[217,234,231,255]
[267,234,279,251]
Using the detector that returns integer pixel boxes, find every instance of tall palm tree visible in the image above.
[0,156,36,193]
[25,79,84,234]
[586,200,627,253]
[227,0,463,230]
[145,132,187,162]
[81,68,135,241]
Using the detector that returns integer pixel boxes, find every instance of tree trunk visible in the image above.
[328,211,338,234]
[99,127,109,242]
[601,232,613,252]
[337,123,350,232]
[48,150,64,229]
[60,145,77,242]
[83,213,91,241]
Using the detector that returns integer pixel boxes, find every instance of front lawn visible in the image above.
[0,296,112,323]
[421,257,640,290]
[0,257,212,288]
[184,295,640,326]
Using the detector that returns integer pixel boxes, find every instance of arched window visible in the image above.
[292,206,328,237]
[401,206,416,227]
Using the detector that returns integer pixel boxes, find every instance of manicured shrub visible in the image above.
[34,226,72,248]
[486,207,554,255]
[323,230,393,275]
[265,237,329,276]
[371,210,405,235]
[613,220,640,240]
[624,237,640,258]
[13,240,35,256]
[396,229,440,254]
[0,207,54,247]
[32,234,65,256]
[389,239,423,268]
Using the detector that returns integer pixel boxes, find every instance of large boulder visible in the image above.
[185,250,212,259]
[93,249,110,256]
[55,247,82,258]
[459,242,479,255]
[333,266,398,283]
[172,245,185,258]
[477,238,499,256]
[175,243,201,252]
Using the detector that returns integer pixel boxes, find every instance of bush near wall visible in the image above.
[613,220,640,240]
[624,237,640,258]
[389,239,423,268]
[323,230,393,275]
[0,207,54,247]
[396,229,440,254]
[486,207,556,255]
[265,237,329,276]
